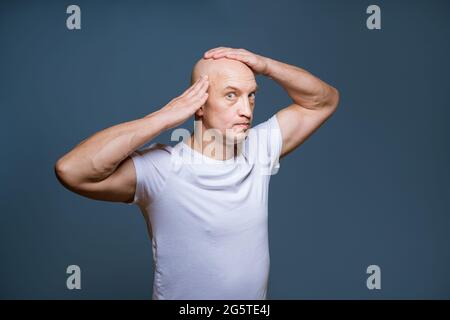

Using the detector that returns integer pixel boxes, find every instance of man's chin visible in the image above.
[225,131,249,144]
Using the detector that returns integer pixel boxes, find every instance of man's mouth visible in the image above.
[234,122,250,129]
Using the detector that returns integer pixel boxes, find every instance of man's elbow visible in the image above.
[54,158,77,189]
[312,86,340,113]
[327,86,340,112]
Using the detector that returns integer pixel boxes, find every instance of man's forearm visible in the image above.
[56,110,168,184]
[264,58,339,110]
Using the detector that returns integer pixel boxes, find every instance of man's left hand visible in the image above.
[204,47,269,75]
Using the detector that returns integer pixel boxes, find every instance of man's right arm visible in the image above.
[54,75,209,203]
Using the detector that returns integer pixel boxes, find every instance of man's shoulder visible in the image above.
[132,143,173,166]
[246,115,280,146]
[244,115,282,175]
[136,142,172,154]
[250,115,279,132]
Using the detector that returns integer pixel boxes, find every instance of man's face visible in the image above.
[195,58,258,144]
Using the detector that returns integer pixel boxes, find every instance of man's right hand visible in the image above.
[157,75,209,130]
[55,75,209,204]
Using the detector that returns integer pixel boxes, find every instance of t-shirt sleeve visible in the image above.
[127,143,171,207]
[250,114,283,175]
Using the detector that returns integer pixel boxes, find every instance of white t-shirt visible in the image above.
[129,114,283,300]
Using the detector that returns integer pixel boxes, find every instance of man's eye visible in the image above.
[249,92,256,98]
[226,92,236,99]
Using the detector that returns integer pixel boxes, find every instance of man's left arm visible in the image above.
[204,47,340,158]
[264,58,339,158]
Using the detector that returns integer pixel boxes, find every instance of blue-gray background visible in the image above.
[1,0,449,299]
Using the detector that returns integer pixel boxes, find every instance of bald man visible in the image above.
[55,47,339,300]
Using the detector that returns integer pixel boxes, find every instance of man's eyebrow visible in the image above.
[223,85,259,93]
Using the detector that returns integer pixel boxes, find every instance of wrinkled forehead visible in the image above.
[211,71,257,92]
[212,69,258,92]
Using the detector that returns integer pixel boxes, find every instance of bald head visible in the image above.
[190,57,256,87]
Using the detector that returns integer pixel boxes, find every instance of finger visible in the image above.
[182,77,202,96]
[225,52,247,59]
[220,51,244,59]
[198,92,209,105]
[190,92,209,111]
[204,47,228,57]
[212,49,247,59]
[210,48,237,58]
[194,78,209,98]
[224,52,252,63]
[182,76,207,96]
[196,78,210,96]
[213,50,248,62]
[220,48,249,57]
[187,82,208,100]
[205,47,232,58]
[187,76,209,98]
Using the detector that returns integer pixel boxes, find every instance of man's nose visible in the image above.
[238,97,252,118]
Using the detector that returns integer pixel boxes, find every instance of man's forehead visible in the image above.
[213,73,258,91]
[220,82,259,92]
